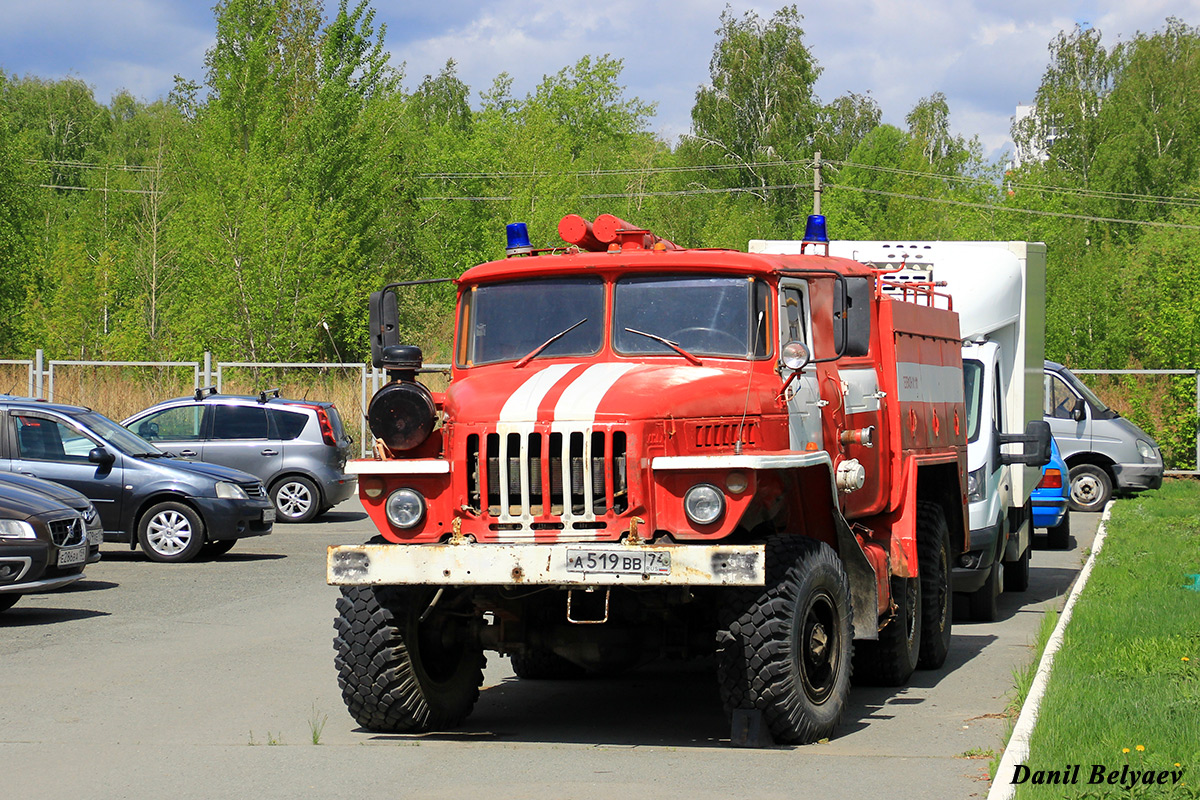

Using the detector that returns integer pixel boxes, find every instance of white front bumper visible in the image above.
[327,542,765,587]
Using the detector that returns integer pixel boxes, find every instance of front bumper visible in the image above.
[194,496,275,540]
[328,542,765,587]
[1,542,86,594]
[1112,463,1164,493]
[952,519,1001,594]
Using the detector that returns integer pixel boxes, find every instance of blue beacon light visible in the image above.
[802,214,829,243]
[505,222,533,257]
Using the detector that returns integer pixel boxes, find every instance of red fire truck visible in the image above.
[329,213,982,744]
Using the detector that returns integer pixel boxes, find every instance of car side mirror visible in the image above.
[998,420,1052,467]
[88,447,115,466]
[1071,398,1086,422]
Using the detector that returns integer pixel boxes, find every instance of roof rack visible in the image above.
[258,388,281,403]
[195,386,219,401]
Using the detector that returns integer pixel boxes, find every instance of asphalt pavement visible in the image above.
[0,500,1100,800]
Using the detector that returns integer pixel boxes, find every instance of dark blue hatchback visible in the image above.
[0,397,273,562]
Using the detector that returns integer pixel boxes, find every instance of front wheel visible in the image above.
[334,586,485,732]
[717,537,853,745]
[271,476,320,523]
[1005,544,1031,593]
[203,538,237,556]
[137,501,205,563]
[1068,465,1112,513]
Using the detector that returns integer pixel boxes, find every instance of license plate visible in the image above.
[565,549,671,576]
[263,507,276,523]
[87,528,103,545]
[58,546,86,567]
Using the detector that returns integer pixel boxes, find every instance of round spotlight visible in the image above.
[684,483,725,526]
[782,341,812,370]
[725,471,748,494]
[385,489,426,529]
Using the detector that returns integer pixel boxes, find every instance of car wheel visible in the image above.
[0,595,20,613]
[1068,465,1112,513]
[137,501,205,563]
[271,476,320,523]
[1046,509,1071,550]
[203,538,237,556]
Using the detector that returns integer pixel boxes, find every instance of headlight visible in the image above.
[967,466,988,502]
[385,489,426,529]
[1136,439,1156,461]
[215,481,249,500]
[0,519,37,539]
[684,484,725,526]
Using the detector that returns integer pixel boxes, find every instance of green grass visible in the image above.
[1012,479,1200,798]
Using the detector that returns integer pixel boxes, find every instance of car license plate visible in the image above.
[57,546,86,567]
[565,549,671,575]
[87,528,103,545]
[263,508,276,523]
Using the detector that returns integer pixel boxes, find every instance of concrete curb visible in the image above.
[987,501,1115,800]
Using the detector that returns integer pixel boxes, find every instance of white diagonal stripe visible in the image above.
[499,363,578,422]
[553,363,637,422]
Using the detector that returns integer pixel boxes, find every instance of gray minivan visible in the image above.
[1043,360,1164,512]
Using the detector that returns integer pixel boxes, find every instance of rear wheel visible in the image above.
[272,476,320,523]
[1068,465,1112,513]
[916,502,953,669]
[717,536,853,744]
[334,586,485,732]
[137,501,205,563]
[1046,509,1071,550]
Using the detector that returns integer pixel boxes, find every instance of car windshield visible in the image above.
[613,275,769,358]
[963,360,983,443]
[458,277,605,366]
[77,411,164,456]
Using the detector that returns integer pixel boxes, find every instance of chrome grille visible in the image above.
[239,481,267,498]
[49,517,86,548]
[466,429,627,525]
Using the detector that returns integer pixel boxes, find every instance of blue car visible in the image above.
[1032,437,1071,549]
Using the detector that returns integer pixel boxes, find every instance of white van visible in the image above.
[1043,361,1164,512]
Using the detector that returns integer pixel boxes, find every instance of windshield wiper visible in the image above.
[515,318,588,368]
[624,328,702,365]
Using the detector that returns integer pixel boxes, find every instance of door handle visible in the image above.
[261,449,279,456]
[180,449,198,458]
[20,472,37,477]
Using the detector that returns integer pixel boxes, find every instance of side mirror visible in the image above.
[368,288,400,369]
[1071,397,1086,422]
[88,447,115,466]
[998,420,1052,467]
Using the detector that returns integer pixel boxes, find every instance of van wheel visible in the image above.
[1068,465,1111,513]
[138,501,205,563]
[1005,545,1030,592]
[968,560,1000,621]
[271,476,320,523]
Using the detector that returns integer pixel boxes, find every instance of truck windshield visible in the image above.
[963,360,983,443]
[613,275,769,358]
[459,277,605,366]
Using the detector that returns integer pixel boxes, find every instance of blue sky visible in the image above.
[3,1,1199,161]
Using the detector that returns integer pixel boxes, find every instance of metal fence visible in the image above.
[4,352,1198,473]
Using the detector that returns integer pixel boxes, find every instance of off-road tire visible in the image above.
[509,649,586,680]
[333,586,485,732]
[1046,509,1071,550]
[916,502,953,669]
[852,575,919,686]
[717,536,853,745]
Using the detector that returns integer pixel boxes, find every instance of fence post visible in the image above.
[34,350,44,399]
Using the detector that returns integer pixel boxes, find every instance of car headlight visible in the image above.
[684,483,725,526]
[0,519,37,539]
[1136,439,1156,461]
[215,481,249,500]
[385,489,426,529]
[967,466,988,502]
